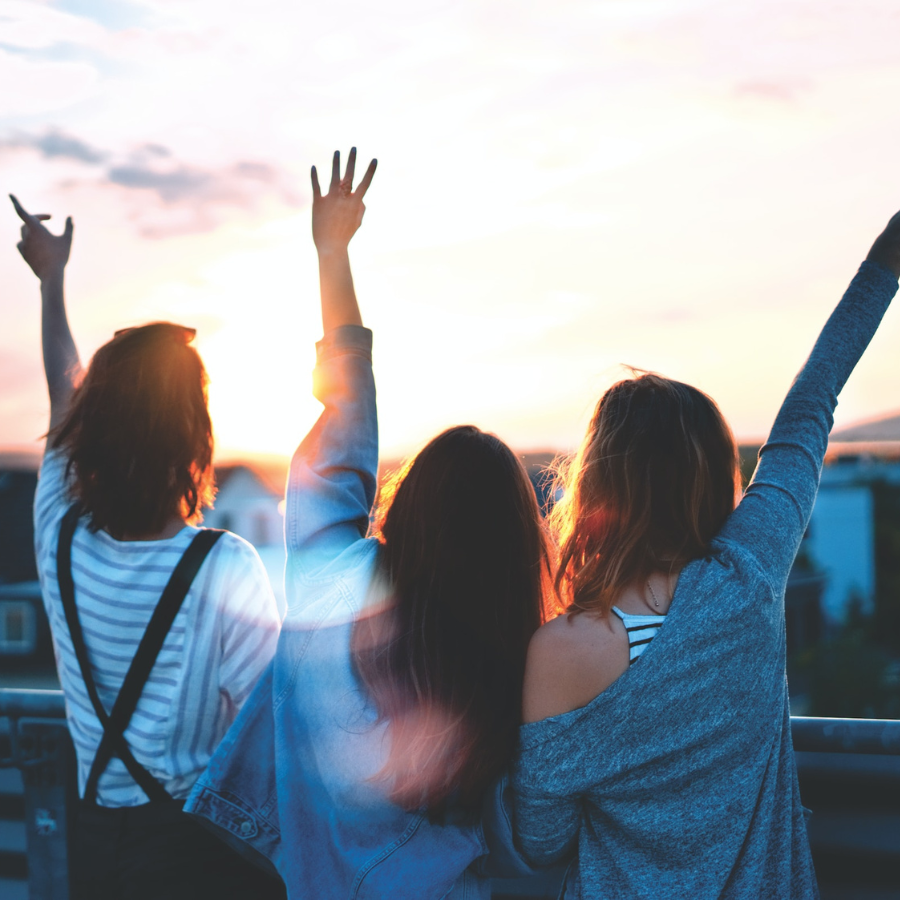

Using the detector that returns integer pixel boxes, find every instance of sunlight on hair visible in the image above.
[377,703,474,812]
[550,369,741,617]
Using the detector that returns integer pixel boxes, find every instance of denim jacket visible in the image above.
[185,326,533,899]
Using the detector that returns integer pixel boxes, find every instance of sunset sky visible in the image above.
[2,0,900,461]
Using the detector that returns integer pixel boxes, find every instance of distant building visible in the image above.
[204,460,289,612]
[206,461,287,547]
[803,411,900,624]
[0,451,40,585]
[0,453,44,667]
[0,580,53,668]
[805,473,876,622]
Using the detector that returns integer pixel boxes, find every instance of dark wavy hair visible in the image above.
[50,322,215,539]
[551,372,741,617]
[352,425,552,816]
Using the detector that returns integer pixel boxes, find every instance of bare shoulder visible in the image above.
[522,611,630,724]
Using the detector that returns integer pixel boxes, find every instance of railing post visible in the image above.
[0,689,72,899]
[18,719,75,900]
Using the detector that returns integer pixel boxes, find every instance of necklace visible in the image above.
[646,579,663,610]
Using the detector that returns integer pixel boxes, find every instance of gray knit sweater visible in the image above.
[512,261,898,899]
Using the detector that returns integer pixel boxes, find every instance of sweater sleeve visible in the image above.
[284,325,378,590]
[510,766,581,866]
[719,260,897,593]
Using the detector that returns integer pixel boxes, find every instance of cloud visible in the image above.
[1,127,301,236]
[1,128,108,163]
[49,0,153,32]
[0,0,107,51]
[103,159,301,238]
[107,164,214,202]
[107,158,285,204]
[104,156,302,236]
[136,143,170,159]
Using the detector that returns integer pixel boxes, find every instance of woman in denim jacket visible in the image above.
[186,149,551,898]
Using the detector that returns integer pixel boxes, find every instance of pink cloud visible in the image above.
[1,128,302,237]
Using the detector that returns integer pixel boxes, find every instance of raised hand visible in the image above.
[866,210,900,279]
[310,148,377,332]
[9,194,81,428]
[10,194,73,282]
[311,148,377,255]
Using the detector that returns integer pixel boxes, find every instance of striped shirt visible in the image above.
[34,450,281,807]
[610,606,666,664]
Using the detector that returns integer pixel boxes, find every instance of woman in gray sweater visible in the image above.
[513,211,900,899]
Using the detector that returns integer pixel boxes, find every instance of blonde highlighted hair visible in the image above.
[550,372,741,617]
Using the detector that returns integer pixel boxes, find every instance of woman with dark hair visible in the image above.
[10,195,284,899]
[513,212,900,898]
[185,150,551,898]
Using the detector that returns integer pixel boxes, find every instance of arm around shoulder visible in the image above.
[513,613,625,865]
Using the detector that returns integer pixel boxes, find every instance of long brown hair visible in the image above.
[352,425,551,816]
[51,322,215,539]
[551,372,740,616]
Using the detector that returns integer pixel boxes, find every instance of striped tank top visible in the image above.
[611,606,666,664]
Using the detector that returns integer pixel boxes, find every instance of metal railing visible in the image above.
[1,689,899,899]
[0,689,72,900]
[791,716,900,754]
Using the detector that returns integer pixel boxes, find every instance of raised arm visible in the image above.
[10,194,81,434]
[284,149,379,585]
[311,147,377,332]
[720,211,900,589]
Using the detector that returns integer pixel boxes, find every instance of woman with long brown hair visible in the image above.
[11,195,283,899]
[185,150,550,899]
[513,211,900,898]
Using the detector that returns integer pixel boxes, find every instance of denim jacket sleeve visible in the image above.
[284,325,378,594]
[479,775,544,878]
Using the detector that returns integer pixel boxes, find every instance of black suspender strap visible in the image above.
[56,506,163,802]
[57,505,224,804]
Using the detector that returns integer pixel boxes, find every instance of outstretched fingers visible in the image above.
[320,148,375,197]
[354,158,378,198]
